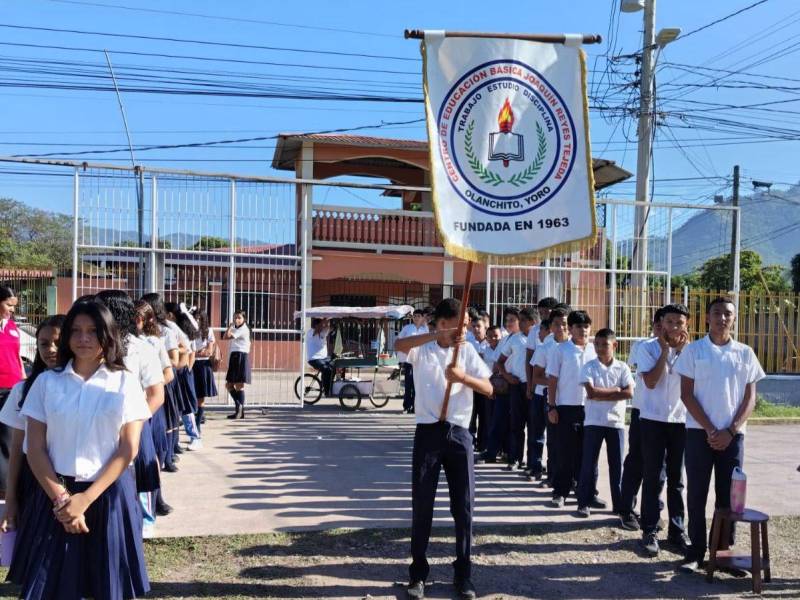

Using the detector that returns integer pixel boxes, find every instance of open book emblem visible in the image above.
[488,98,524,167]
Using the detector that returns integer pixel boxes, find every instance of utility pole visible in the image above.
[632,0,657,333]
[729,164,740,290]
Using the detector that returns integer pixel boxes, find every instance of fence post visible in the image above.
[71,168,80,302]
[609,203,618,331]
[228,179,236,323]
[149,174,159,293]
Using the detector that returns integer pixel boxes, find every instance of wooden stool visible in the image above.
[706,508,771,594]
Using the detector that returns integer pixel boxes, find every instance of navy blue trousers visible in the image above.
[685,428,744,561]
[527,392,548,476]
[402,363,415,411]
[554,405,585,499]
[577,425,623,510]
[485,392,510,459]
[640,418,686,537]
[509,382,528,464]
[410,422,474,582]
[469,393,491,452]
[308,358,334,396]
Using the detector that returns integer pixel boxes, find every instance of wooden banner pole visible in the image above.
[439,260,475,422]
[404,30,603,44]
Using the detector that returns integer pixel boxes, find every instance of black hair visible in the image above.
[74,294,96,304]
[19,315,66,408]
[233,310,251,339]
[412,308,425,317]
[95,289,137,339]
[520,307,536,321]
[422,306,434,318]
[0,285,16,303]
[134,300,159,337]
[549,307,570,321]
[660,303,689,319]
[540,317,552,330]
[163,301,180,320]
[175,312,199,341]
[57,301,126,371]
[707,297,735,313]
[503,306,521,319]
[554,302,572,312]
[467,307,479,320]
[567,310,592,326]
[433,298,460,322]
[595,327,616,340]
[487,324,501,333]
[478,310,490,319]
[653,307,666,325]
[195,310,210,341]
[537,297,559,309]
[141,293,167,325]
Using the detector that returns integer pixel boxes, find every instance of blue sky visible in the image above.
[1,0,798,216]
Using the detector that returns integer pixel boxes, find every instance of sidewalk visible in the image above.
[158,399,800,538]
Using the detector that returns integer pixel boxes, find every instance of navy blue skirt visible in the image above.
[150,405,168,468]
[176,366,198,414]
[134,419,160,493]
[163,375,181,432]
[8,468,150,600]
[192,359,218,398]
[225,351,251,384]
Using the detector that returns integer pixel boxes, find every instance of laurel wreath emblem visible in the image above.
[464,119,548,188]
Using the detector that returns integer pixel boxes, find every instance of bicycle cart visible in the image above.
[294,305,414,410]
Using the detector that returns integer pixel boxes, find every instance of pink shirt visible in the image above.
[0,319,22,389]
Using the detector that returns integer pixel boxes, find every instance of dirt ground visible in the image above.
[3,516,796,600]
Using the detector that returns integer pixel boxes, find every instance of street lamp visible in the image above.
[655,28,682,48]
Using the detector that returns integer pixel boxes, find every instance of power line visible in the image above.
[676,0,772,43]
[42,0,398,39]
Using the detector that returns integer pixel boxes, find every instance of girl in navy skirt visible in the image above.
[223,310,251,419]
[0,315,65,536]
[165,303,202,451]
[191,310,217,430]
[11,300,151,600]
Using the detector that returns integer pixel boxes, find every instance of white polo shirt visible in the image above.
[674,335,765,434]
[142,334,171,371]
[482,343,502,372]
[628,339,647,410]
[306,328,328,361]
[580,358,633,429]
[192,329,216,360]
[22,362,152,481]
[0,382,29,453]
[547,339,597,406]
[229,323,251,354]
[637,338,686,424]
[530,337,558,396]
[501,332,528,382]
[159,324,179,353]
[396,323,429,363]
[408,341,491,429]
[125,334,165,390]
[165,319,191,350]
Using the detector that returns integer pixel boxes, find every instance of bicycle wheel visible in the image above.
[295,373,323,405]
[338,383,362,411]
[369,394,390,408]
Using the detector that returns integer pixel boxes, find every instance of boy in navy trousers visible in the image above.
[395,299,493,600]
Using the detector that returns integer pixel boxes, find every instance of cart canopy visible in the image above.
[295,305,414,320]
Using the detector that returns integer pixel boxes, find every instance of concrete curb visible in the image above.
[749,417,800,425]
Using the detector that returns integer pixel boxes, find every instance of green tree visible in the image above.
[191,236,228,250]
[696,250,789,292]
[791,253,800,293]
[0,198,72,271]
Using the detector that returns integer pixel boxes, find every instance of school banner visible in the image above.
[422,32,596,262]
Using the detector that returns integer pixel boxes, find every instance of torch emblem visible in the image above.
[488,98,524,167]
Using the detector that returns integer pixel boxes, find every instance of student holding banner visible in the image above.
[395,299,493,600]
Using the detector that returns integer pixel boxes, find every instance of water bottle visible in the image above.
[730,466,747,514]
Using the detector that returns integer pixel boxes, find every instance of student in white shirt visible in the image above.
[525,315,553,481]
[394,298,492,600]
[10,300,151,599]
[224,310,252,420]
[0,314,64,535]
[468,315,491,452]
[165,302,202,447]
[481,307,521,464]
[618,308,665,531]
[191,310,218,429]
[547,310,597,507]
[531,308,570,484]
[525,297,558,378]
[638,304,691,557]
[497,307,534,470]
[397,309,429,414]
[305,317,332,397]
[675,297,765,573]
[575,328,634,517]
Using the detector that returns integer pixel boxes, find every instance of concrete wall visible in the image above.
[758,375,800,406]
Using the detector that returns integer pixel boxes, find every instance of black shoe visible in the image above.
[454,577,477,600]
[227,411,239,419]
[237,409,245,419]
[163,462,179,473]
[619,512,640,531]
[174,445,184,455]
[199,416,206,424]
[550,495,565,508]
[667,532,691,555]
[478,452,497,464]
[575,506,591,518]
[406,580,425,599]
[589,496,608,510]
[155,499,173,516]
[641,532,660,557]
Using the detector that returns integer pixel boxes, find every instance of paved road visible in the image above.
[158,398,799,538]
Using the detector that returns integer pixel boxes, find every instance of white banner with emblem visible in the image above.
[422,32,596,263]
